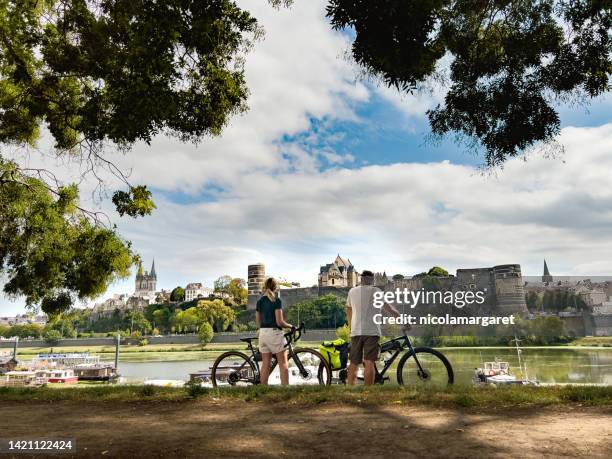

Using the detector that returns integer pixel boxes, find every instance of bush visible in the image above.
[138,338,149,347]
[130,330,142,339]
[43,329,62,345]
[198,322,214,345]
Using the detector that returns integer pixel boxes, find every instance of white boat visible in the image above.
[474,361,527,385]
[474,337,539,386]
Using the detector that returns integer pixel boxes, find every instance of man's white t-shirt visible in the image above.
[347,285,381,337]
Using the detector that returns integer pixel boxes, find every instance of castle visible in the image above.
[248,256,528,315]
[318,255,360,287]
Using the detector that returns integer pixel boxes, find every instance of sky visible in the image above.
[2,0,612,315]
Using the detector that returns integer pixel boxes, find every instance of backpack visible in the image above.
[318,338,349,370]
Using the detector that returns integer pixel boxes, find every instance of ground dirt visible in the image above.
[0,400,611,458]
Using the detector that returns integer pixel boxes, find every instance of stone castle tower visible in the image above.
[248,263,266,294]
[135,259,157,298]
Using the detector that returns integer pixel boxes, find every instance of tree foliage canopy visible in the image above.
[0,0,259,150]
[0,158,134,314]
[327,0,611,166]
[0,0,269,313]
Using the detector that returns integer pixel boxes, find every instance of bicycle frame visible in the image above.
[241,327,311,383]
[372,333,428,383]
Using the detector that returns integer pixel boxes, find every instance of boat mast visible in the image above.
[512,335,527,381]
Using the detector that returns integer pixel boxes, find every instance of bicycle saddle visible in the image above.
[240,337,258,343]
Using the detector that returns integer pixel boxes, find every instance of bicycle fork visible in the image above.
[405,338,429,381]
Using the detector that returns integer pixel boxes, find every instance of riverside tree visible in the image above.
[0,1,279,314]
[327,0,611,166]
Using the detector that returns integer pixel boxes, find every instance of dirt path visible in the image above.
[0,400,611,458]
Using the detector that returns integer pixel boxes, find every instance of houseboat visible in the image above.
[40,369,78,384]
[73,364,118,381]
[0,370,47,387]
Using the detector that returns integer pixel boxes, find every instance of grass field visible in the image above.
[1,383,611,408]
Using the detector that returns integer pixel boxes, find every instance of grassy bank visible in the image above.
[569,336,612,347]
[1,384,610,408]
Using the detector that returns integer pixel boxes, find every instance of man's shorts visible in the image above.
[259,328,286,354]
[349,335,380,364]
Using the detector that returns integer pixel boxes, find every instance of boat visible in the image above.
[31,352,118,381]
[73,363,118,381]
[40,369,79,384]
[0,370,47,387]
[474,337,539,386]
[473,360,527,385]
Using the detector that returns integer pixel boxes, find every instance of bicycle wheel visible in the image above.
[396,347,454,387]
[288,348,332,386]
[211,351,257,388]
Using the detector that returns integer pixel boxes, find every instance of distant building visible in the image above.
[318,255,360,288]
[135,260,157,301]
[248,263,266,295]
[0,314,47,326]
[185,283,213,302]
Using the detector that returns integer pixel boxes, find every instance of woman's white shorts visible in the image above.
[259,328,286,354]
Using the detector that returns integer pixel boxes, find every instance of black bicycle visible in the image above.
[211,323,332,387]
[340,329,454,386]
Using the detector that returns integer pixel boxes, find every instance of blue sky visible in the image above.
[2,0,612,316]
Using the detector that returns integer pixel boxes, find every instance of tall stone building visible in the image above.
[318,255,360,287]
[248,263,266,294]
[135,259,157,299]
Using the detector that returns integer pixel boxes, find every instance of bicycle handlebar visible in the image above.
[284,322,305,345]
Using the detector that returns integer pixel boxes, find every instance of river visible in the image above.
[112,347,612,386]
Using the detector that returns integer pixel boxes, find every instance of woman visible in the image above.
[255,277,293,385]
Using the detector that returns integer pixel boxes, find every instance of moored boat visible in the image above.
[41,369,79,384]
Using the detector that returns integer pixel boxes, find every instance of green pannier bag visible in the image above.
[318,338,349,370]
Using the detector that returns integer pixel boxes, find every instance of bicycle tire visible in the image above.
[396,347,454,386]
[290,348,332,386]
[211,351,257,388]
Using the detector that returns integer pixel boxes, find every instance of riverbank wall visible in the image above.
[0,330,339,348]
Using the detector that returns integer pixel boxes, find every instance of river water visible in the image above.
[113,348,612,386]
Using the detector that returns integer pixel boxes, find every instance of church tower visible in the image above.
[542,259,553,284]
[134,259,157,298]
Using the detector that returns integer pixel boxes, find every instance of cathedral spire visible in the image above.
[542,259,553,283]
[150,259,157,279]
[136,262,143,278]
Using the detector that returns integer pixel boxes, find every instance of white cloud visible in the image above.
[102,123,612,302]
[2,2,612,315]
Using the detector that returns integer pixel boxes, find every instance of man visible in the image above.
[346,270,401,385]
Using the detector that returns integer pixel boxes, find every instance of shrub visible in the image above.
[198,322,214,345]
[43,329,62,345]
[138,338,149,347]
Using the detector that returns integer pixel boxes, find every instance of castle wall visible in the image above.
[592,314,612,336]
